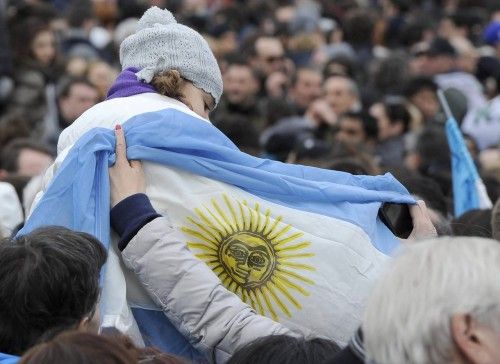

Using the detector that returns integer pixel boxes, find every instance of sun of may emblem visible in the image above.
[182,195,315,321]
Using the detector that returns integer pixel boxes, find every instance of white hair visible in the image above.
[363,237,500,364]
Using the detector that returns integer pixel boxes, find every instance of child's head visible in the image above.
[120,7,223,119]
[0,226,107,355]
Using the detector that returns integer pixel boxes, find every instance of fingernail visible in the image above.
[115,124,121,130]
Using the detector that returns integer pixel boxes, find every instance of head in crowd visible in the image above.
[250,35,286,78]
[62,0,100,60]
[364,237,500,364]
[336,111,378,147]
[323,75,360,116]
[19,331,186,364]
[404,76,440,123]
[452,209,493,239]
[12,17,57,67]
[227,335,340,364]
[289,67,323,113]
[57,78,99,126]
[418,37,458,76]
[85,61,118,100]
[66,0,96,35]
[0,138,53,178]
[370,97,411,141]
[0,113,31,150]
[372,52,410,95]
[342,9,375,49]
[119,7,223,119]
[66,56,90,78]
[222,59,260,106]
[0,226,107,355]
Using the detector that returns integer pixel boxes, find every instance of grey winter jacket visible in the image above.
[121,216,295,363]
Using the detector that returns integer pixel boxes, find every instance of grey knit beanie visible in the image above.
[120,7,223,106]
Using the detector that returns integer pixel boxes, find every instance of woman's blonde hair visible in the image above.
[151,69,184,101]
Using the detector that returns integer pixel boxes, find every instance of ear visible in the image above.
[451,313,489,364]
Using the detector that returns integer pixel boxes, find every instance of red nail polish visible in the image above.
[115,125,121,130]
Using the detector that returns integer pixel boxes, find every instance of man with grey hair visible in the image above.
[363,236,500,364]
[323,75,361,119]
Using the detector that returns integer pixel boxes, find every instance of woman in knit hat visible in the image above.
[54,6,224,156]
[31,7,225,361]
[109,6,223,119]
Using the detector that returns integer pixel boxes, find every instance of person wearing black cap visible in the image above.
[422,37,486,115]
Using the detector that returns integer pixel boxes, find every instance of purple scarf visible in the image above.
[106,67,156,100]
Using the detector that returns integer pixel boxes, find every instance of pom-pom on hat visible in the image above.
[120,7,223,106]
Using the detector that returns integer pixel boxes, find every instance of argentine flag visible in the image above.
[445,114,492,217]
[20,94,413,361]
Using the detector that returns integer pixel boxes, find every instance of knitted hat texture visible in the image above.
[120,7,223,105]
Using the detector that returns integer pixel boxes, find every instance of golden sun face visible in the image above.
[182,195,315,321]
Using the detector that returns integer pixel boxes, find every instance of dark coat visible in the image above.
[9,60,62,128]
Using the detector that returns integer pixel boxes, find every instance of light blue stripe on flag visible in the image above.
[20,109,413,251]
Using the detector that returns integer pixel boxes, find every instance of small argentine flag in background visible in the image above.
[17,97,414,361]
[438,90,492,217]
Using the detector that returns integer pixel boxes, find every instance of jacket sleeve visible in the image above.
[121,217,293,363]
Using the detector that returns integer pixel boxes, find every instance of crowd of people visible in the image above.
[1,0,500,363]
